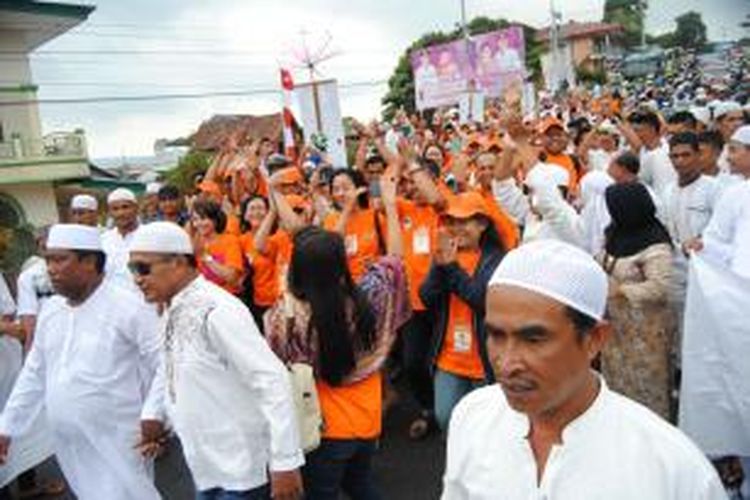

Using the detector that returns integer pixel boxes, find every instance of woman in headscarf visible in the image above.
[598,182,675,421]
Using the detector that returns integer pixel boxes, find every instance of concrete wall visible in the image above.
[0,182,60,227]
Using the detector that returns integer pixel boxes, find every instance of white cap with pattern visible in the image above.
[46,224,102,252]
[129,222,194,255]
[489,239,608,321]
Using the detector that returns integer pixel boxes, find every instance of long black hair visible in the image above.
[288,226,377,386]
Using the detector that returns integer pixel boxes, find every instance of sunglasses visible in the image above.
[128,258,170,277]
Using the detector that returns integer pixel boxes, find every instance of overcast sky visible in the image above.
[26,0,750,158]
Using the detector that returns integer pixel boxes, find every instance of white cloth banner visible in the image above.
[295,79,347,168]
[0,338,53,488]
[679,254,750,457]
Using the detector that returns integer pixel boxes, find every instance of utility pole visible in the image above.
[550,0,562,91]
[640,0,647,48]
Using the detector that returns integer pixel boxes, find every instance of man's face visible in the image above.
[669,143,701,182]
[542,127,568,155]
[475,153,497,189]
[129,252,182,304]
[70,208,98,227]
[109,201,139,231]
[364,161,385,185]
[45,249,90,298]
[698,143,721,174]
[159,197,181,217]
[719,111,745,139]
[727,142,750,176]
[631,123,657,145]
[485,285,607,417]
[143,194,159,213]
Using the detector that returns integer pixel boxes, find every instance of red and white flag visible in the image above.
[280,69,297,161]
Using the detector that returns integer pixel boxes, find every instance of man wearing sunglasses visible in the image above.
[129,221,304,500]
[0,224,163,500]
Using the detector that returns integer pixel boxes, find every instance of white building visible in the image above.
[0,1,94,234]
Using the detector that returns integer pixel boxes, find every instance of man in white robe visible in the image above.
[442,240,725,500]
[101,188,141,292]
[128,222,304,499]
[0,224,164,500]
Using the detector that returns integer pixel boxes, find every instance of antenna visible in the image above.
[290,29,341,81]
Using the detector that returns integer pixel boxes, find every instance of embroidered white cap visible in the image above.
[489,239,608,321]
[107,188,137,205]
[730,125,750,146]
[46,224,102,252]
[129,221,194,255]
[713,101,742,120]
[70,194,98,211]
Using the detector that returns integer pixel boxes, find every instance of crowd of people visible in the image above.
[0,46,749,500]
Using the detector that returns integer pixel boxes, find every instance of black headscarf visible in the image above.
[604,182,673,258]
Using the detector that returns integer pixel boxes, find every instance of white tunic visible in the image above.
[0,280,163,500]
[162,276,303,492]
[15,256,54,317]
[702,179,750,279]
[663,176,721,246]
[442,380,726,500]
[639,141,677,199]
[101,226,140,293]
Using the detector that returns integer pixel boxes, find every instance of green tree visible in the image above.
[673,11,707,49]
[604,0,647,48]
[163,150,212,193]
[381,16,542,120]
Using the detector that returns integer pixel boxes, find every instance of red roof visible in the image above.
[536,21,623,43]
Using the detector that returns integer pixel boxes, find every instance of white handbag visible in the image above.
[288,362,323,453]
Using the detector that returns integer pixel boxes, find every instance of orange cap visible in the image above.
[538,116,566,135]
[198,180,222,197]
[444,191,489,219]
[277,166,304,186]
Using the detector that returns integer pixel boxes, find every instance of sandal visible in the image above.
[18,479,66,499]
[408,411,436,440]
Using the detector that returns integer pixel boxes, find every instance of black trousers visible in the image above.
[401,311,435,412]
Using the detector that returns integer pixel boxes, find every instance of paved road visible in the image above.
[10,395,446,499]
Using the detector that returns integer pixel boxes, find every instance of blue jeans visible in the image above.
[303,439,380,500]
[434,368,485,431]
[196,484,269,500]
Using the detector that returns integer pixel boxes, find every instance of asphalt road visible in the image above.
[8,395,446,499]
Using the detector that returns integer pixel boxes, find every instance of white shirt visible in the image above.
[101,226,140,292]
[0,280,162,500]
[162,276,303,491]
[15,256,54,317]
[702,178,750,279]
[442,380,726,500]
[587,148,614,173]
[663,175,721,245]
[639,141,677,199]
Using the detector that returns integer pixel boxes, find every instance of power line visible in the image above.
[0,80,387,107]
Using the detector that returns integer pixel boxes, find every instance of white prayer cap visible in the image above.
[690,107,711,127]
[524,162,570,190]
[70,194,98,211]
[145,182,162,195]
[730,125,750,146]
[489,239,608,321]
[107,188,137,205]
[46,224,102,252]
[713,101,742,120]
[129,222,193,255]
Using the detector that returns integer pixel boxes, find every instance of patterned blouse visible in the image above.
[265,256,411,385]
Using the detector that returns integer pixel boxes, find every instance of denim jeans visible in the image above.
[434,368,485,431]
[196,483,269,500]
[303,438,380,500]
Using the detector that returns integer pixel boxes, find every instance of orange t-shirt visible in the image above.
[267,230,293,296]
[199,233,244,294]
[323,209,382,282]
[398,198,439,311]
[239,232,278,307]
[317,371,382,440]
[224,214,242,236]
[545,153,579,192]
[436,250,484,380]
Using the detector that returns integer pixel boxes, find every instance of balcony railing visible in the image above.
[0,131,87,165]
